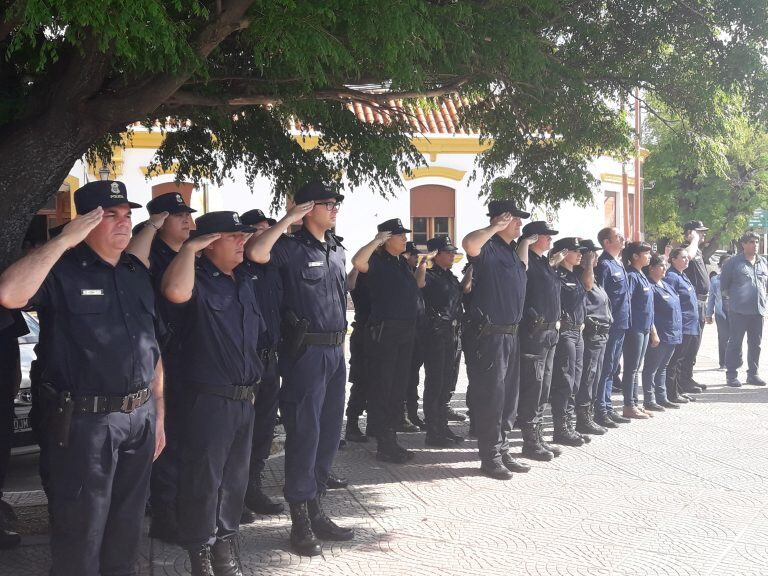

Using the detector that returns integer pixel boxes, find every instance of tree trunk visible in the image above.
[0,111,109,270]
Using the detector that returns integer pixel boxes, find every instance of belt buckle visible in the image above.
[121,393,138,413]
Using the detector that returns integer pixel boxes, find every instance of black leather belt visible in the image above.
[191,383,258,402]
[303,331,345,346]
[584,320,611,336]
[529,321,559,331]
[560,321,584,332]
[485,323,519,335]
[70,388,152,414]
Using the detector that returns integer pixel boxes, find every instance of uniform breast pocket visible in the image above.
[301,265,327,285]
[63,288,110,315]
[204,293,233,312]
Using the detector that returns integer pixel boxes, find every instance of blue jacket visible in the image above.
[720,253,768,316]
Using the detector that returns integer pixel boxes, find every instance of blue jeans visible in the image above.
[595,326,626,417]
[622,329,649,407]
[642,341,676,404]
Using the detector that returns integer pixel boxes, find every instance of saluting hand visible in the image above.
[148,211,169,231]
[374,231,392,246]
[582,251,595,266]
[418,250,438,268]
[286,201,315,225]
[520,233,539,245]
[490,212,513,232]
[57,207,103,248]
[182,233,221,254]
[550,249,568,266]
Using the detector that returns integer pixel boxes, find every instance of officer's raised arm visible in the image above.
[161,232,221,304]
[580,250,595,291]
[126,210,169,268]
[351,231,392,273]
[462,212,512,258]
[516,234,538,268]
[0,207,103,309]
[245,201,314,264]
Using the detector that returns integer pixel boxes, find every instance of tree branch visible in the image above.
[0,0,26,44]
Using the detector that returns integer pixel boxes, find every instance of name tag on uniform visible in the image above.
[662,295,670,300]
[613,272,623,277]
[81,289,104,296]
[564,282,576,287]
[643,287,650,292]
[308,261,324,268]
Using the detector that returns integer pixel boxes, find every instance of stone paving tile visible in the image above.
[7,326,768,575]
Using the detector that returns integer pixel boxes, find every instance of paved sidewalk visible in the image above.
[4,325,768,575]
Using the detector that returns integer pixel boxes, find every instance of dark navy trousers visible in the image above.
[517,327,559,426]
[549,328,584,419]
[279,345,346,503]
[149,365,180,513]
[48,399,155,576]
[575,332,608,407]
[465,332,520,465]
[177,392,254,548]
[248,358,280,484]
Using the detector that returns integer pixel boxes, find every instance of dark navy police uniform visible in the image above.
[682,239,710,385]
[421,238,463,441]
[31,242,159,576]
[366,248,420,448]
[517,248,561,427]
[242,258,283,490]
[171,255,264,549]
[272,227,347,502]
[576,277,612,409]
[549,265,586,420]
[465,234,527,465]
[346,271,371,426]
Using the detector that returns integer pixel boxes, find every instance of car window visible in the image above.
[19,312,39,344]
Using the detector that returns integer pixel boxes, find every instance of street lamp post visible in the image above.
[98,166,110,181]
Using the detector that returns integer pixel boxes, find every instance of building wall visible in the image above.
[66,132,636,272]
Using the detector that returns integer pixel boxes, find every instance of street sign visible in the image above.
[748,208,768,228]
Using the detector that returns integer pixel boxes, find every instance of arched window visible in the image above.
[410,184,455,249]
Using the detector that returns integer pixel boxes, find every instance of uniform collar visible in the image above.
[199,255,237,279]
[491,234,515,248]
[72,242,133,269]
[152,236,178,257]
[294,226,343,251]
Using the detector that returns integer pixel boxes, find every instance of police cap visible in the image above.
[191,211,256,237]
[683,220,709,232]
[404,241,424,255]
[146,192,196,215]
[294,181,344,204]
[378,218,411,234]
[578,239,602,252]
[427,235,459,253]
[241,208,277,226]
[552,237,588,253]
[74,180,142,214]
[521,220,559,238]
[487,199,530,219]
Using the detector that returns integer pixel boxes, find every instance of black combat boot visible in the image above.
[568,412,590,443]
[440,406,465,443]
[521,424,554,461]
[307,496,354,541]
[326,473,349,489]
[211,535,244,576]
[376,431,414,463]
[396,408,420,432]
[501,452,531,473]
[189,544,215,576]
[575,406,607,435]
[345,418,368,443]
[288,502,322,556]
[552,417,585,447]
[536,423,563,456]
[244,481,284,515]
[408,410,427,430]
[239,508,256,525]
[425,422,455,448]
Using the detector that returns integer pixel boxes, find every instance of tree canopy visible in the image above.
[644,92,768,259]
[3,0,768,262]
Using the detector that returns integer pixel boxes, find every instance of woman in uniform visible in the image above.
[642,253,682,411]
[549,237,591,446]
[621,241,654,419]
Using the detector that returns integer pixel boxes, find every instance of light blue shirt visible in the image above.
[706,275,725,319]
[720,253,768,316]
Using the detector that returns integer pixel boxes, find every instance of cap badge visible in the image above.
[233,213,240,224]
[110,182,122,198]
[176,194,183,203]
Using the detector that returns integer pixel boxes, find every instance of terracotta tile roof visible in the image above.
[343,95,476,135]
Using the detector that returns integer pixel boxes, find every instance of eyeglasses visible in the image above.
[315,201,342,212]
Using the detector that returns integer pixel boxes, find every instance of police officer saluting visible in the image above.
[0,181,164,576]
[574,240,611,434]
[162,211,262,575]
[246,182,352,557]
[680,220,711,393]
[549,237,591,446]
[133,191,196,542]
[421,235,466,447]
[351,218,427,462]
[462,200,534,480]
[517,221,565,459]
[240,209,286,518]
